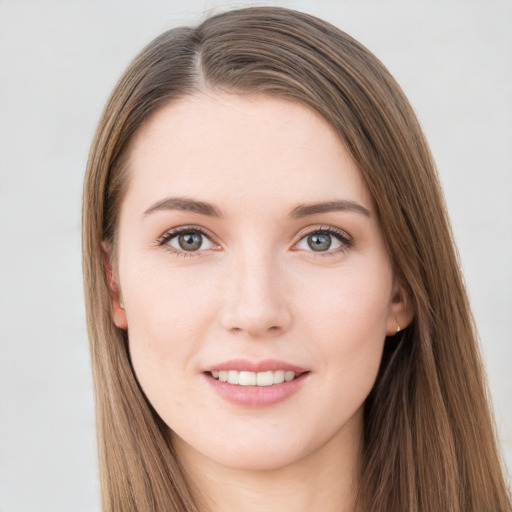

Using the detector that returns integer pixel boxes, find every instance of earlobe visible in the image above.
[112,302,128,330]
[386,281,414,336]
[102,241,128,330]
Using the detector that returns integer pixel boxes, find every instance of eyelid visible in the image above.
[294,224,352,241]
[292,225,353,255]
[155,224,353,257]
[156,225,220,255]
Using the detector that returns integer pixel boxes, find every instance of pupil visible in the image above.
[179,233,202,251]
[308,233,331,251]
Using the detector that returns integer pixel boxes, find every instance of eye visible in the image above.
[158,227,216,254]
[295,227,352,254]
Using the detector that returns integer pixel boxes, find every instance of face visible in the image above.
[112,93,409,472]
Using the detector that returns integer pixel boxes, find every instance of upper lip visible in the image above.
[203,359,308,373]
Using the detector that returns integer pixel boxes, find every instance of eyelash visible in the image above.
[296,226,353,258]
[156,225,353,258]
[156,226,215,258]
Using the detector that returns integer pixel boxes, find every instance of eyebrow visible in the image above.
[144,196,222,217]
[288,200,370,219]
[144,196,370,219]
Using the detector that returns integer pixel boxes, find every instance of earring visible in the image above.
[119,299,125,311]
[396,323,401,333]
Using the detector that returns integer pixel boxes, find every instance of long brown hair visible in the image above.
[82,6,511,511]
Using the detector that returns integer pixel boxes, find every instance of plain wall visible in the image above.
[0,1,510,510]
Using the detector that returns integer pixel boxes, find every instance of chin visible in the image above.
[205,441,314,472]
[170,414,360,475]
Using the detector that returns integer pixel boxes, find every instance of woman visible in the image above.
[82,6,511,512]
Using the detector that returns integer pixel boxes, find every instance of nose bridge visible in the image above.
[221,242,291,336]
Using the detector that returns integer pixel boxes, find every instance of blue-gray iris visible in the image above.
[308,233,331,251]
[179,233,202,251]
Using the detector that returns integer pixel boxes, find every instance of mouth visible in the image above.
[203,360,310,407]
[209,369,302,386]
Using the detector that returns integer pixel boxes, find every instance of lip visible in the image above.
[203,359,308,373]
[203,359,310,408]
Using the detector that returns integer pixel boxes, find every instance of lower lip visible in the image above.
[203,372,310,408]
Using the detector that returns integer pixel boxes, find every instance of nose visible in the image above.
[219,249,292,338]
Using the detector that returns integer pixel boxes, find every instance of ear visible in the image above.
[385,279,414,336]
[102,241,127,330]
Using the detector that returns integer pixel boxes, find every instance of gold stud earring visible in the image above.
[396,323,401,333]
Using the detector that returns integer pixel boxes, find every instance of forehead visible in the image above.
[124,93,373,215]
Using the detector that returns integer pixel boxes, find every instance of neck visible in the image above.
[174,410,363,512]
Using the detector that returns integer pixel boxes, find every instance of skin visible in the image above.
[109,93,412,512]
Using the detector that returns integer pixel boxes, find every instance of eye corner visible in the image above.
[293,225,353,257]
[156,225,220,256]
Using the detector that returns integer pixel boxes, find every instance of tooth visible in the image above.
[212,369,299,385]
[238,371,257,386]
[273,370,285,384]
[227,370,239,384]
[284,371,295,382]
[256,371,274,386]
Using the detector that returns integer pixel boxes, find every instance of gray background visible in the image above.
[0,1,510,510]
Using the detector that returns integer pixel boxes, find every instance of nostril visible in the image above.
[220,297,292,336]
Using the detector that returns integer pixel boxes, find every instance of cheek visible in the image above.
[296,257,392,335]
[126,259,218,335]
[121,261,220,392]
[295,263,391,390]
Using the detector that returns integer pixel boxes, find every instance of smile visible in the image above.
[204,359,309,407]
[210,370,297,386]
